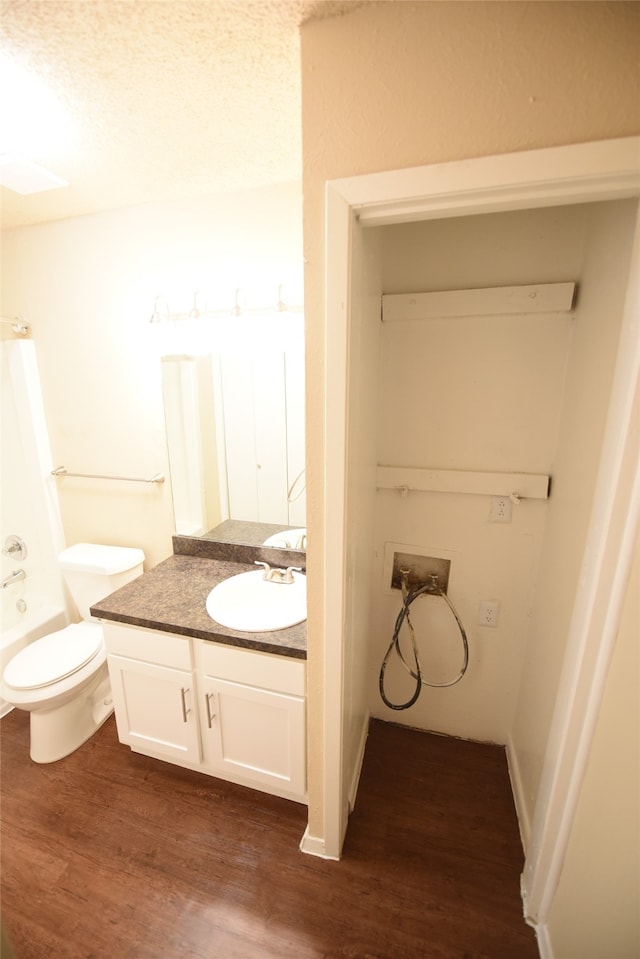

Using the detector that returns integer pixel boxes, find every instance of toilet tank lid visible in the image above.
[59,543,145,574]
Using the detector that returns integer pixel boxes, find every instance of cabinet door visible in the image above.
[200,676,306,800]
[108,655,201,765]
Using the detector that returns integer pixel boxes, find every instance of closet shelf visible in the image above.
[376,466,550,500]
[381,281,576,322]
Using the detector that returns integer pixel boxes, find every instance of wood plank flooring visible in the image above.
[1,711,539,958]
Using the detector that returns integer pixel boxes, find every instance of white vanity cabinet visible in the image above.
[195,640,306,802]
[103,622,307,804]
[104,624,201,765]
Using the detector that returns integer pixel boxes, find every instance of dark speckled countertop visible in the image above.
[91,553,307,660]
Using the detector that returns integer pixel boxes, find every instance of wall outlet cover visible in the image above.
[478,600,500,627]
[490,496,512,523]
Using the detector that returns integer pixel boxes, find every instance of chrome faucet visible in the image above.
[255,561,302,584]
[274,532,306,549]
[1,569,26,589]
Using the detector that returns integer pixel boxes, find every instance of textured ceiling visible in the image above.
[0,0,363,229]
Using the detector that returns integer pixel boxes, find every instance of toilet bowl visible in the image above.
[1,543,144,763]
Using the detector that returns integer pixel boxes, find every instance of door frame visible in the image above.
[320,137,640,928]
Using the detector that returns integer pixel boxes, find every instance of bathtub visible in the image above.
[0,603,68,717]
[1,338,69,718]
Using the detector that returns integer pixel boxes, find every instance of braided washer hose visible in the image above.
[379,573,469,711]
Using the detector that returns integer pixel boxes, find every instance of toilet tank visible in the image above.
[59,543,145,620]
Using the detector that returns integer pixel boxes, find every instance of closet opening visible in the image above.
[312,139,640,937]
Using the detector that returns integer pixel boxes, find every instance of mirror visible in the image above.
[160,312,305,549]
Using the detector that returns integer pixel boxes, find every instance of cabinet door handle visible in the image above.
[180,687,190,723]
[205,692,216,728]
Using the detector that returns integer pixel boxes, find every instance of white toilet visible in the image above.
[1,543,144,763]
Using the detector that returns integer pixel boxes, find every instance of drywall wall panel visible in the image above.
[1,182,303,567]
[369,205,584,742]
[547,533,639,958]
[510,198,638,834]
[371,491,549,742]
[377,309,572,474]
[379,206,588,295]
[343,224,383,802]
[300,0,640,841]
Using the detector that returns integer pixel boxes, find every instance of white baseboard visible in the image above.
[348,710,370,812]
[509,737,546,958]
[299,826,340,860]
[506,733,531,855]
[533,920,552,959]
[301,711,369,863]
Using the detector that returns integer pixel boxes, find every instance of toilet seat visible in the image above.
[3,623,103,691]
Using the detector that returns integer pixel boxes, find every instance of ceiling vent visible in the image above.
[0,154,68,195]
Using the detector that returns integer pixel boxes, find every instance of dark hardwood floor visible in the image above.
[1,711,539,958]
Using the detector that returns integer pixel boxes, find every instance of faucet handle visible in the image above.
[255,561,272,580]
[3,535,27,560]
[255,562,302,584]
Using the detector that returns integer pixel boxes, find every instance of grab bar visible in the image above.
[1,569,26,589]
[51,466,165,484]
[0,316,29,336]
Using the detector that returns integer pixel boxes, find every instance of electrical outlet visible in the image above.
[478,600,500,627]
[491,495,512,523]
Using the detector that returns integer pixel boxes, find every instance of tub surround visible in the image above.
[91,529,307,659]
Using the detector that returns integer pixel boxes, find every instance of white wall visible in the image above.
[1,182,303,567]
[300,0,640,843]
[509,199,638,840]
[366,204,587,743]
[334,198,637,818]
[547,531,639,957]
[342,223,383,806]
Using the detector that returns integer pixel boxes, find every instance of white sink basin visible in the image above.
[206,569,307,632]
[262,528,306,549]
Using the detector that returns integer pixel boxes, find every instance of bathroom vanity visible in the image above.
[91,523,307,804]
